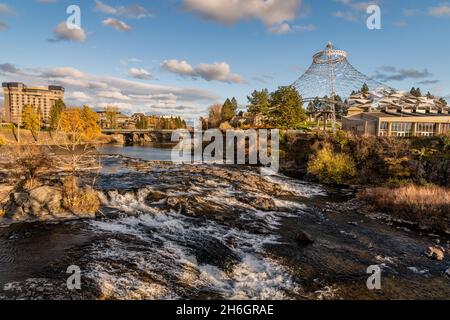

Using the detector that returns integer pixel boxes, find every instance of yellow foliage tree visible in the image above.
[56,106,101,173]
[22,105,41,137]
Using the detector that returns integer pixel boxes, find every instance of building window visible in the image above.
[417,123,435,137]
[391,122,412,137]
[441,124,450,135]
[379,122,388,136]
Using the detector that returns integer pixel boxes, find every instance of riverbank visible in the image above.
[0,127,113,146]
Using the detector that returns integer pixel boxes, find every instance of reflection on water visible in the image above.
[99,143,177,162]
[0,222,90,285]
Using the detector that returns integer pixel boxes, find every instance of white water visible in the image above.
[86,169,317,300]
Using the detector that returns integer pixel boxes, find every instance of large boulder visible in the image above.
[0,186,85,224]
[29,186,63,213]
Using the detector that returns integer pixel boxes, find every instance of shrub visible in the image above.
[0,136,5,146]
[62,176,100,215]
[11,146,53,189]
[219,122,233,131]
[72,188,100,215]
[359,184,450,231]
[307,144,356,184]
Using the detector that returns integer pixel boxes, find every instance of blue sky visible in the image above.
[0,0,449,120]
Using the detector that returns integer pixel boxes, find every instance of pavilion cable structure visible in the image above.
[292,42,392,131]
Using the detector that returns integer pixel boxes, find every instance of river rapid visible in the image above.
[0,144,449,300]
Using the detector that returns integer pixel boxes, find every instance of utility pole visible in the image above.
[17,116,21,144]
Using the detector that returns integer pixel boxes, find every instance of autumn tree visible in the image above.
[53,106,101,214]
[56,106,101,174]
[208,104,223,128]
[22,105,41,134]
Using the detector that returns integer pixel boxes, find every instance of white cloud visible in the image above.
[269,22,316,34]
[182,0,301,30]
[161,60,195,76]
[95,0,152,19]
[67,91,92,101]
[195,62,245,83]
[103,18,132,31]
[429,4,450,17]
[50,22,86,42]
[161,59,245,84]
[128,67,152,79]
[0,4,14,15]
[120,58,142,65]
[333,0,381,23]
[41,67,85,78]
[97,90,131,101]
[0,62,219,120]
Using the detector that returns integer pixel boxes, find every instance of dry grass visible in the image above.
[359,184,450,231]
[62,176,100,215]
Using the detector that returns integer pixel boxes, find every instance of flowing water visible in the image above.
[0,145,449,300]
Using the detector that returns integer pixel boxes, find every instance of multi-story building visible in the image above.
[2,82,65,124]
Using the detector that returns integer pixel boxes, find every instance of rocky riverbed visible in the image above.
[0,155,449,300]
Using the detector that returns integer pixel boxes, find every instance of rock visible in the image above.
[426,247,445,261]
[296,231,314,246]
[13,193,29,206]
[29,186,63,214]
[146,190,166,203]
[249,197,277,211]
[0,185,14,205]
[237,196,277,211]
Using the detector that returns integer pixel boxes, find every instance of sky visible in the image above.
[0,0,449,121]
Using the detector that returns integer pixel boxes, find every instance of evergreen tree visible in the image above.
[247,89,270,116]
[410,87,422,97]
[361,83,369,94]
[267,86,306,129]
[231,97,238,111]
[439,97,448,106]
[49,99,66,130]
[221,98,236,122]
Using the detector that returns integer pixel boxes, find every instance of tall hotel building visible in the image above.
[2,82,65,124]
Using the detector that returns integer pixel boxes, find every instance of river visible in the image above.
[0,145,449,300]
